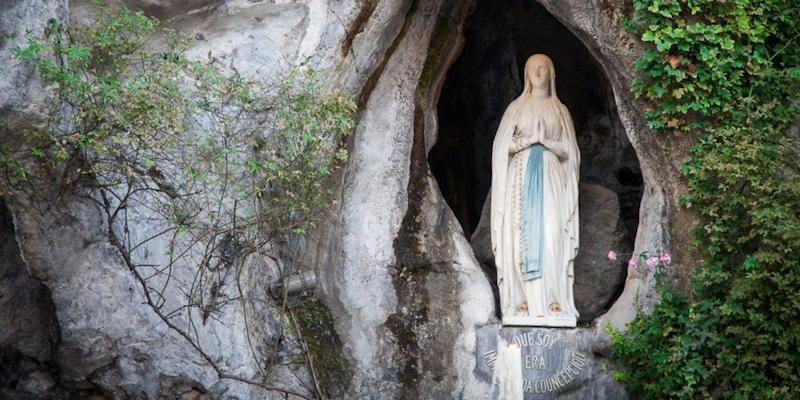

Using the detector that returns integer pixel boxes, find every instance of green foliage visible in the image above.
[611,1,800,399]
[629,0,800,130]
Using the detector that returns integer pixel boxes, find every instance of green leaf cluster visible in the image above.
[630,0,800,130]
[611,1,800,399]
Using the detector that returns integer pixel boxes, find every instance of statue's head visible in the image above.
[524,54,556,98]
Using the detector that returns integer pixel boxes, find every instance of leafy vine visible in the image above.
[609,1,800,399]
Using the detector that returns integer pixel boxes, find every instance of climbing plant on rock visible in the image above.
[1,7,355,399]
[610,1,800,399]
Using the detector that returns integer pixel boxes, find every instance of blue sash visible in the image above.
[521,144,544,280]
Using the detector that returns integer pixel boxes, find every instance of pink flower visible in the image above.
[646,256,659,267]
[628,259,637,269]
[608,250,618,262]
[659,253,672,265]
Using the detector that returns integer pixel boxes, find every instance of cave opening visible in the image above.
[430,0,644,321]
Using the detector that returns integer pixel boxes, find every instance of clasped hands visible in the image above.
[509,126,567,160]
[510,126,548,153]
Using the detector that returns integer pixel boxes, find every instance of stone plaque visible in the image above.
[475,325,595,399]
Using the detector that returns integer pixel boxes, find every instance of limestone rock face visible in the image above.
[9,198,308,399]
[0,0,687,399]
[0,199,62,400]
[314,1,495,397]
[0,0,66,127]
[0,200,56,364]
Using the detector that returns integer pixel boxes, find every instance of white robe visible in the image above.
[490,99,579,327]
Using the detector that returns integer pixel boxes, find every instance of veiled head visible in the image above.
[524,54,557,98]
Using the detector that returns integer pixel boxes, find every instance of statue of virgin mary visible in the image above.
[490,54,580,327]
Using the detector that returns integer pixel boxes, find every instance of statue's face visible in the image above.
[527,59,551,91]
[524,55,553,97]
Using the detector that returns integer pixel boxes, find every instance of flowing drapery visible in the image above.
[490,98,579,325]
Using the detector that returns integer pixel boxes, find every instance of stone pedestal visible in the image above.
[476,325,600,399]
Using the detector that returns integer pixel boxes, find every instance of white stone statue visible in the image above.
[490,54,580,327]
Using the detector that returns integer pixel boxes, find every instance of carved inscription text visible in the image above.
[484,332,588,395]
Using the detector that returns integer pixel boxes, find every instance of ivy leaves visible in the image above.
[613,1,800,399]
[630,0,797,130]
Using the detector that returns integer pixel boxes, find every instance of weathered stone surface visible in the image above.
[0,0,66,127]
[9,198,313,399]
[120,0,220,20]
[0,199,69,399]
[315,0,496,398]
[1,0,404,397]
[0,200,57,364]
